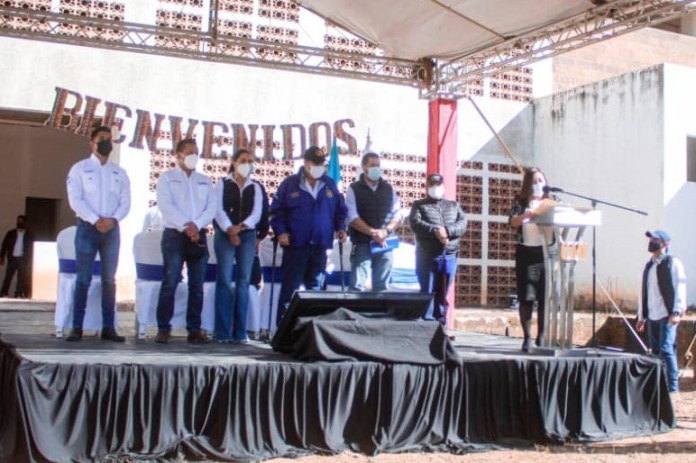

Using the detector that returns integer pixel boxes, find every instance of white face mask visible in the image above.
[183,153,198,170]
[428,185,445,200]
[531,183,545,198]
[366,166,381,181]
[309,165,325,179]
[237,163,253,178]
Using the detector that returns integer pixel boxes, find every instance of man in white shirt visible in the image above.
[637,230,687,394]
[154,138,217,344]
[65,126,131,342]
[345,152,402,292]
[0,215,33,298]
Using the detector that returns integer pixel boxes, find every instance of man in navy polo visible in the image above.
[270,146,347,324]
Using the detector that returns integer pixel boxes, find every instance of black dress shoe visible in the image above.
[101,328,125,343]
[66,328,83,342]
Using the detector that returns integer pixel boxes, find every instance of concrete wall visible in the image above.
[533,66,668,310]
[534,64,696,309]
[663,64,696,305]
[0,125,87,297]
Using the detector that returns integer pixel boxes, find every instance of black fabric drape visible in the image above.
[0,338,674,463]
[290,308,460,364]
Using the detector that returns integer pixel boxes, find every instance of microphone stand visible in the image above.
[552,188,647,347]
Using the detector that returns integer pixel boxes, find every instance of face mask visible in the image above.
[309,165,325,179]
[428,185,445,200]
[237,163,253,178]
[366,166,381,181]
[648,241,662,253]
[532,183,545,197]
[183,153,198,170]
[96,139,112,157]
[16,222,25,230]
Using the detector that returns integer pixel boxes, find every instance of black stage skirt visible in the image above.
[515,244,545,302]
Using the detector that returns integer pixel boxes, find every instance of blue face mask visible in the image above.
[367,166,381,181]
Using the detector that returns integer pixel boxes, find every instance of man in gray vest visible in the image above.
[345,152,402,292]
[637,230,686,394]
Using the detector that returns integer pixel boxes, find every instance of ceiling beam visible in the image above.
[422,0,696,98]
[0,5,426,88]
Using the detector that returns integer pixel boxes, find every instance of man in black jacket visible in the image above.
[409,174,467,326]
[1,215,33,298]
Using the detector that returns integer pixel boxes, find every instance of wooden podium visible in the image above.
[532,204,601,349]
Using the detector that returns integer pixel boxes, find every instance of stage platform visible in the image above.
[0,331,675,463]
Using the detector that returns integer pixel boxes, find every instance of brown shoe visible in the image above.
[154,331,169,344]
[187,331,211,344]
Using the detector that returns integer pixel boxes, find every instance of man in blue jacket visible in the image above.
[270,146,348,324]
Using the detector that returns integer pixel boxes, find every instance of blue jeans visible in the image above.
[214,229,256,341]
[276,245,327,325]
[72,219,120,329]
[416,252,458,325]
[156,228,208,333]
[647,317,679,392]
[349,243,393,291]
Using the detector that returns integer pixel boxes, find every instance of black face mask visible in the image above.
[648,241,662,253]
[16,222,25,230]
[96,139,113,157]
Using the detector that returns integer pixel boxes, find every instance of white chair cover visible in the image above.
[388,242,420,291]
[133,231,215,338]
[54,226,107,336]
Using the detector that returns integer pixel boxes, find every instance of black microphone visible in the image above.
[543,186,564,193]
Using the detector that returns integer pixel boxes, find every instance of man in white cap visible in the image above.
[637,229,686,395]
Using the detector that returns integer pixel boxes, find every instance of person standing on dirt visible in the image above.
[637,229,686,395]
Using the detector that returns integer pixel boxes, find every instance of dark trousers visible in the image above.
[156,228,208,334]
[276,245,327,325]
[72,220,120,329]
[415,252,458,325]
[1,256,29,297]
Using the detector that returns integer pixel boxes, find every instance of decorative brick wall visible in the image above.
[1,0,52,32]
[553,27,696,92]
[58,0,125,41]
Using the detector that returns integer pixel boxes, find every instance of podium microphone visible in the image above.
[543,186,564,193]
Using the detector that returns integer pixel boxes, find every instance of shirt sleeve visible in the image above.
[112,170,131,222]
[242,183,263,229]
[389,190,403,223]
[214,180,232,231]
[156,174,190,232]
[66,163,100,225]
[345,187,359,224]
[672,257,687,314]
[445,203,468,238]
[409,202,437,236]
[194,179,217,230]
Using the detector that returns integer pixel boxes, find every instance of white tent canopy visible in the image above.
[298,0,598,61]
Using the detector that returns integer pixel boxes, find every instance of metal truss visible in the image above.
[421,0,696,99]
[0,5,425,87]
[1,1,695,100]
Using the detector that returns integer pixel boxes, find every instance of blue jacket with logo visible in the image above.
[270,167,347,249]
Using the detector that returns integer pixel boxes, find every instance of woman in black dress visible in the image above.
[509,167,555,352]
